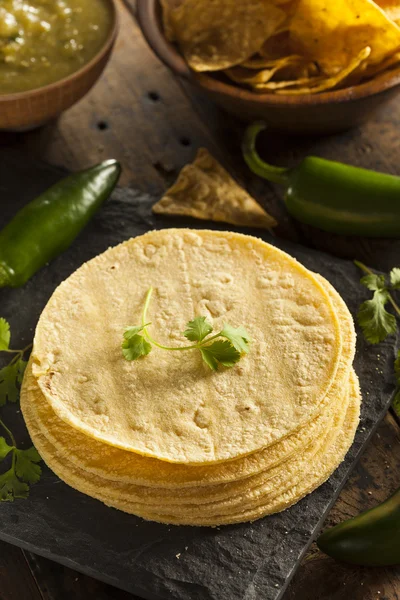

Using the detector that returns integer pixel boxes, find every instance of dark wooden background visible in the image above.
[1,1,400,598]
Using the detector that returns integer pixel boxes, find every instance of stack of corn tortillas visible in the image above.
[21,228,360,526]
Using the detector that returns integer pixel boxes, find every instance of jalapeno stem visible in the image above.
[354,260,400,317]
[242,122,290,186]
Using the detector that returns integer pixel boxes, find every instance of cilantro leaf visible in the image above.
[220,324,251,354]
[0,468,29,501]
[184,317,213,343]
[357,289,397,344]
[360,274,386,291]
[0,443,42,502]
[0,320,39,501]
[0,362,20,406]
[123,288,250,370]
[123,325,148,340]
[390,268,400,290]
[0,437,13,461]
[15,446,42,484]
[122,334,152,361]
[200,340,241,371]
[0,318,10,351]
[199,348,219,371]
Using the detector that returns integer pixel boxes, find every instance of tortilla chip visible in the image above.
[344,47,400,86]
[274,46,371,94]
[254,75,324,92]
[241,56,292,70]
[225,55,307,86]
[170,0,286,71]
[227,56,318,90]
[152,149,277,229]
[363,50,400,78]
[376,0,400,24]
[275,60,320,81]
[289,0,400,75]
[160,0,184,42]
[260,31,292,60]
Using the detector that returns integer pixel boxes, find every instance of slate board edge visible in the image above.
[0,531,152,599]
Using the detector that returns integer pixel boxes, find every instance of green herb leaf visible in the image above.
[220,324,251,354]
[0,320,38,502]
[0,437,13,461]
[15,447,42,484]
[122,334,152,361]
[123,288,250,370]
[200,340,241,371]
[0,318,10,351]
[360,274,386,291]
[0,468,29,502]
[0,443,42,502]
[184,317,213,343]
[123,325,147,341]
[390,268,400,290]
[0,362,20,406]
[357,289,397,344]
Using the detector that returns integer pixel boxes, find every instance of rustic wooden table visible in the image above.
[1,2,400,599]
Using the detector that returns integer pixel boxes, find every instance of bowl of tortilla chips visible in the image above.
[137,0,400,134]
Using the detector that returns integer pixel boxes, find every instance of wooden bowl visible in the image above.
[137,0,400,135]
[0,0,118,132]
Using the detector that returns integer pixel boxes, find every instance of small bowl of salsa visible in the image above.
[0,0,118,131]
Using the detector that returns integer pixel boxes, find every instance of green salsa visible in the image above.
[0,0,113,95]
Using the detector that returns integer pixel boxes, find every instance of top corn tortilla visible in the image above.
[32,229,342,464]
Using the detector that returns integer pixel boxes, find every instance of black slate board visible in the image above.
[0,156,398,600]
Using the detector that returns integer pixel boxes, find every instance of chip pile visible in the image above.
[161,0,400,94]
[20,227,361,526]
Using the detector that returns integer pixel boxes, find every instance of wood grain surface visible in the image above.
[1,1,399,598]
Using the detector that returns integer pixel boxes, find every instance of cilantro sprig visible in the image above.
[355,262,400,419]
[0,317,32,406]
[355,261,400,344]
[0,318,41,501]
[0,423,41,501]
[122,287,251,371]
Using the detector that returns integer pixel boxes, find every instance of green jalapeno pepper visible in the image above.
[317,486,400,566]
[0,159,121,288]
[243,122,400,238]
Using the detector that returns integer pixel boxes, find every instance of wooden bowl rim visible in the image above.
[0,0,118,104]
[137,0,400,106]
